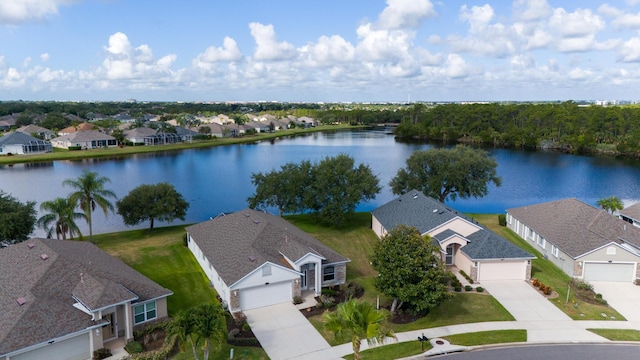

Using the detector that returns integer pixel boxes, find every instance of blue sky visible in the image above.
[2,0,640,102]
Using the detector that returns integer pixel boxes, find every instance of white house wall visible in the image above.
[371,216,386,238]
[231,263,299,290]
[187,236,231,307]
[429,218,481,238]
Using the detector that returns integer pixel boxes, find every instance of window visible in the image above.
[528,228,534,241]
[262,265,272,276]
[551,245,558,257]
[537,236,545,249]
[323,266,335,282]
[606,246,616,255]
[133,301,157,325]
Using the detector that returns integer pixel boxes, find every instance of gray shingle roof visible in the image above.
[373,191,534,261]
[0,132,44,146]
[0,239,171,356]
[51,130,115,142]
[619,202,640,223]
[185,209,349,286]
[507,198,640,258]
[371,191,460,234]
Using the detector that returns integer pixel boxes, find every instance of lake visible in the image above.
[2,129,640,236]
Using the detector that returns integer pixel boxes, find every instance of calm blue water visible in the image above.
[2,129,640,235]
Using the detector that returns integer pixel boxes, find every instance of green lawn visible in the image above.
[92,225,216,314]
[587,329,640,341]
[343,330,526,360]
[470,214,625,321]
[308,293,514,345]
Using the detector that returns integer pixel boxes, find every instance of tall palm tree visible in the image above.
[167,310,201,360]
[324,299,395,360]
[36,197,86,240]
[596,196,624,214]
[63,171,116,241]
[193,303,226,360]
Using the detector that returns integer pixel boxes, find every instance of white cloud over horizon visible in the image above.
[2,0,640,101]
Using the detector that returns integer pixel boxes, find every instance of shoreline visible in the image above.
[0,124,365,166]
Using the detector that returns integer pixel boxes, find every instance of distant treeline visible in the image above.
[394,102,640,157]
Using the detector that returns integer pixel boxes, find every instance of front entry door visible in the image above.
[103,313,115,339]
[300,265,308,289]
[446,244,455,265]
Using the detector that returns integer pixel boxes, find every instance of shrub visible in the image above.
[340,281,364,299]
[572,279,594,291]
[228,328,240,340]
[68,146,82,151]
[595,293,603,299]
[319,294,336,308]
[321,288,337,296]
[498,214,507,226]
[293,295,303,305]
[458,270,474,284]
[476,287,484,292]
[543,286,552,295]
[531,278,540,287]
[454,286,462,292]
[242,322,251,332]
[125,341,144,354]
[464,285,473,291]
[93,348,112,360]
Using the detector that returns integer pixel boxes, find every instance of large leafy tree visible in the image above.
[36,197,86,240]
[306,154,381,227]
[324,299,394,360]
[247,161,311,216]
[248,154,380,227]
[116,182,189,230]
[0,191,37,245]
[596,196,624,214]
[370,225,451,314]
[167,303,226,360]
[64,171,116,241]
[390,145,501,203]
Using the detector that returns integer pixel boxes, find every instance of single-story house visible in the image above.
[194,123,228,138]
[0,238,172,360]
[16,124,56,140]
[185,209,350,313]
[50,131,117,149]
[372,191,535,283]
[0,132,52,155]
[619,202,640,228]
[507,198,640,283]
[58,122,98,136]
[123,127,157,144]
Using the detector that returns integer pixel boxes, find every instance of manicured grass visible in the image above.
[443,330,527,345]
[342,330,526,360]
[343,341,429,360]
[308,293,514,345]
[92,225,215,315]
[470,214,625,321]
[0,124,361,165]
[171,344,268,360]
[587,329,640,341]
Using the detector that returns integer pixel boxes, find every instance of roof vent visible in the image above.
[27,243,35,249]
[253,219,260,224]
[248,255,257,262]
[40,254,49,261]
[244,213,250,217]
[16,297,27,306]
[432,209,438,213]
[413,194,418,199]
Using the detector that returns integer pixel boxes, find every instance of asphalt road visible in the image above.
[433,344,640,359]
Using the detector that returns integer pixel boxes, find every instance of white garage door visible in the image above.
[240,281,292,310]
[583,262,634,282]
[12,332,90,360]
[478,261,526,281]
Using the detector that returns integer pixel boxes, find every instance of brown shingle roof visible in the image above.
[619,202,640,223]
[185,209,349,286]
[507,198,640,258]
[0,239,171,356]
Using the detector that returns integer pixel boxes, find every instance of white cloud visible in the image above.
[618,37,640,62]
[355,23,413,62]
[444,54,468,78]
[198,37,243,62]
[549,8,604,38]
[599,4,640,29]
[249,22,295,61]
[377,0,435,30]
[450,4,516,57]
[299,35,355,67]
[40,53,50,62]
[0,0,78,25]
[513,0,552,21]
[23,57,32,67]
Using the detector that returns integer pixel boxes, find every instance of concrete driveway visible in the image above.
[244,302,331,360]
[481,280,571,321]
[590,281,640,321]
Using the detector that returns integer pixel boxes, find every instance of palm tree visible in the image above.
[167,310,201,360]
[596,196,624,214]
[167,303,226,360]
[324,299,395,360]
[63,171,116,241]
[36,197,86,240]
